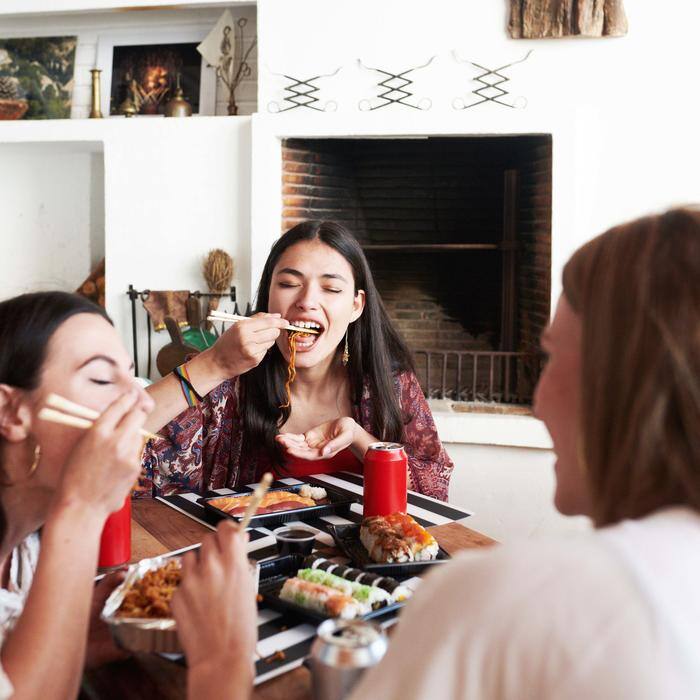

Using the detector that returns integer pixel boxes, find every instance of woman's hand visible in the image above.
[207,313,290,380]
[55,387,153,518]
[276,417,359,460]
[171,521,257,691]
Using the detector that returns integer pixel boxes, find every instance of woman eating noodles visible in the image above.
[142,220,454,500]
[0,291,153,699]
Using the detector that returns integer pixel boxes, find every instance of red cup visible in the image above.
[99,495,131,569]
[363,442,408,517]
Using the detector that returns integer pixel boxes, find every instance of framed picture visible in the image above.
[96,28,216,117]
[0,36,77,119]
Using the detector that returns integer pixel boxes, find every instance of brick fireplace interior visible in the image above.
[282,136,552,408]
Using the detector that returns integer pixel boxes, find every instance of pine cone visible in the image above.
[0,76,19,100]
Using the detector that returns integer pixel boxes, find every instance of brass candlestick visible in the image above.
[89,69,104,119]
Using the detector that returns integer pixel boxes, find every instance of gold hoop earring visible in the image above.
[28,445,41,479]
[0,445,41,487]
[342,329,350,366]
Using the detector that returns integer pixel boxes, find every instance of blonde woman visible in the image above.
[347,208,700,699]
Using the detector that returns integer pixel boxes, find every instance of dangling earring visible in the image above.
[342,328,350,366]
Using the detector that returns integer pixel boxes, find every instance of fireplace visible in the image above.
[281,135,552,408]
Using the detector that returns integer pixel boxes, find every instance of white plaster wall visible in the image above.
[104,117,252,379]
[445,442,591,542]
[0,142,103,297]
[0,117,252,381]
[0,5,257,118]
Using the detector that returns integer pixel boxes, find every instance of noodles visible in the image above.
[279,331,301,409]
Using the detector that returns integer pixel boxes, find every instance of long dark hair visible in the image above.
[240,220,414,463]
[0,291,110,545]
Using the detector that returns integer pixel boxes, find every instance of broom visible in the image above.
[202,249,234,330]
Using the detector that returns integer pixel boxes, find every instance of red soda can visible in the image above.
[98,495,131,569]
[363,442,408,517]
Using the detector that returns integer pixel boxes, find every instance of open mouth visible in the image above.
[289,320,324,351]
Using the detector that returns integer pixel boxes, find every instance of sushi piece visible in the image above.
[296,568,391,611]
[344,568,364,581]
[373,577,412,603]
[360,513,439,563]
[279,577,361,619]
[298,484,328,501]
[304,555,325,569]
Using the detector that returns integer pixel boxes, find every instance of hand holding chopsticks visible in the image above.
[208,309,319,335]
[39,393,161,442]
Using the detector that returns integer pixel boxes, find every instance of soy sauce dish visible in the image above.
[273,525,318,556]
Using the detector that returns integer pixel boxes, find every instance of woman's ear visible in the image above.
[0,385,32,443]
[350,289,366,323]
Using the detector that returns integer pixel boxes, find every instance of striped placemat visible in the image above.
[156,471,472,685]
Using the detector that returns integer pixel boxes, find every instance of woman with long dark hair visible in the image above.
[143,220,454,499]
[0,291,152,698]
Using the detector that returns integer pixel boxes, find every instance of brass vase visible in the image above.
[164,74,192,118]
[89,69,104,119]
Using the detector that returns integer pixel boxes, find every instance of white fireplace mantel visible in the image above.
[249,109,575,450]
[250,109,577,318]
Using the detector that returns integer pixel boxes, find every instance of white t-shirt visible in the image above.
[350,508,700,700]
[0,533,40,699]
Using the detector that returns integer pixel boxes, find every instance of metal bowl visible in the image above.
[101,553,261,655]
[101,554,183,654]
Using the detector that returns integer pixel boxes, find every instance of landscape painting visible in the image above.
[0,36,77,119]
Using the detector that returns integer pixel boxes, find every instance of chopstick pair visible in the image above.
[207,309,319,335]
[38,393,161,442]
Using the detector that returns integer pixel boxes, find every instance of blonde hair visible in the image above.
[562,208,700,527]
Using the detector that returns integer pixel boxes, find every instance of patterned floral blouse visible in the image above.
[139,371,454,501]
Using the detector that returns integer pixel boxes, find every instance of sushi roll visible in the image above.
[296,569,392,611]
[298,556,411,604]
[296,568,355,597]
[279,577,361,619]
[360,514,438,563]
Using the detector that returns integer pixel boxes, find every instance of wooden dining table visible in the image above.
[83,498,496,700]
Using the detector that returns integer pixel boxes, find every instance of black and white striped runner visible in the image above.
[156,471,471,685]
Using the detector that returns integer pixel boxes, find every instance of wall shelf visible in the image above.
[0,0,254,18]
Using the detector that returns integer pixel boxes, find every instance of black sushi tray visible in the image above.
[257,554,406,624]
[198,483,359,529]
[327,523,451,577]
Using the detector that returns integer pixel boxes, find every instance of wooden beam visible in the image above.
[509,0,628,38]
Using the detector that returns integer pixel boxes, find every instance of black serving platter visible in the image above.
[327,523,451,576]
[198,483,359,529]
[257,554,405,623]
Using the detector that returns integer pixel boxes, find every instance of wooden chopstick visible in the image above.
[238,473,273,530]
[41,394,161,441]
[207,311,319,335]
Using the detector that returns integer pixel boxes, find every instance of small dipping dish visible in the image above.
[273,524,317,556]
